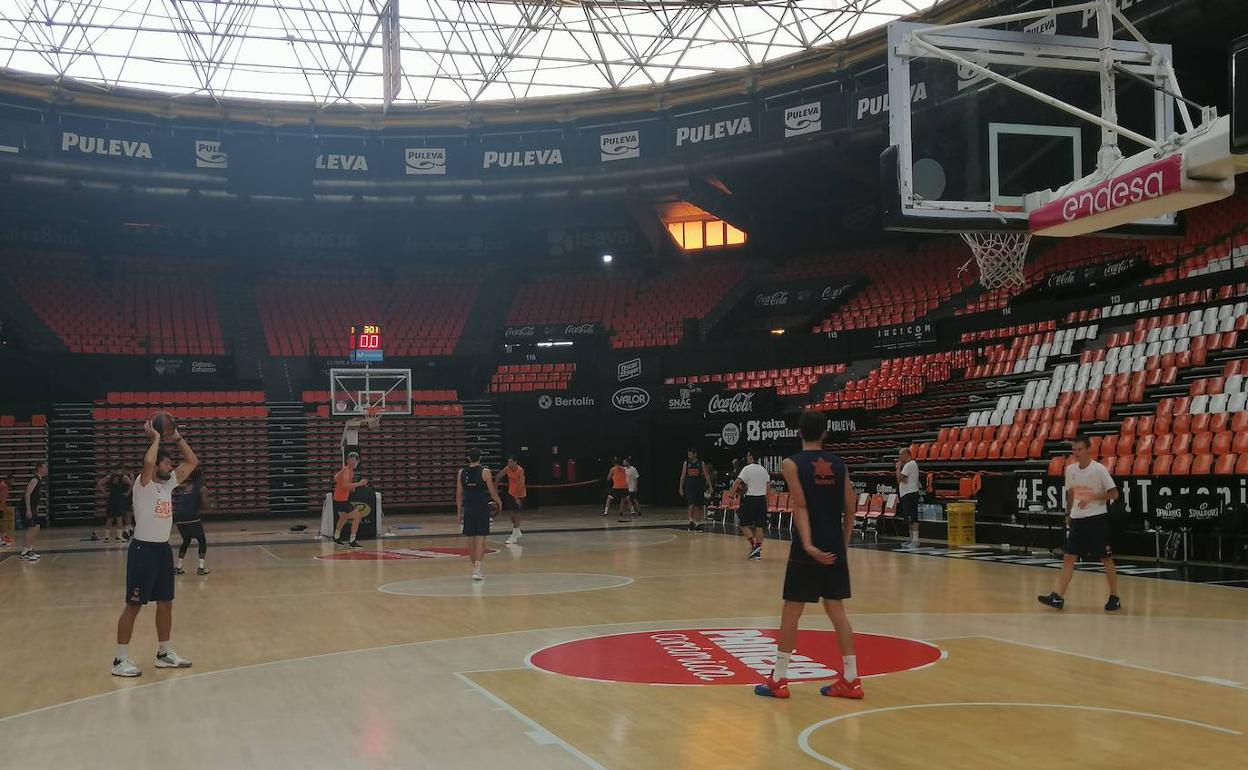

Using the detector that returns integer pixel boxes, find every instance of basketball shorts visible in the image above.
[334,500,354,515]
[107,499,128,518]
[685,485,706,506]
[1065,514,1112,559]
[900,492,921,523]
[14,509,46,530]
[126,539,175,605]
[737,495,769,528]
[783,542,850,602]
[610,486,629,499]
[462,506,491,537]
[626,490,637,500]
[503,494,525,512]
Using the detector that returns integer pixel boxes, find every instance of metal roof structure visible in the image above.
[0,0,941,106]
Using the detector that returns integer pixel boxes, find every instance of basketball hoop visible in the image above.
[960,231,1031,290]
[364,406,383,430]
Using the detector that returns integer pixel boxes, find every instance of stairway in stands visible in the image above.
[216,276,283,395]
[461,400,504,469]
[456,279,517,357]
[0,275,65,352]
[267,402,308,518]
[48,404,96,523]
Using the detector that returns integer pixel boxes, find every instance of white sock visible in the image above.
[773,651,791,681]
[512,528,520,535]
[158,641,172,655]
[911,531,919,544]
[176,557,183,569]
[472,561,480,571]
[843,655,858,682]
[115,644,129,661]
[198,558,205,569]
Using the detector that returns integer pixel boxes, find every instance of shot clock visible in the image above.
[350,324,384,363]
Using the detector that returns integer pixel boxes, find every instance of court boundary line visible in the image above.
[378,572,635,597]
[973,635,1248,690]
[453,671,607,770]
[797,702,1243,769]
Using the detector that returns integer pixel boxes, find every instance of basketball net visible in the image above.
[364,405,383,431]
[960,231,1031,290]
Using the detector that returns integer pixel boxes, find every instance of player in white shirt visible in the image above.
[730,450,772,560]
[896,449,922,549]
[623,457,641,518]
[1039,435,1122,612]
[111,420,200,677]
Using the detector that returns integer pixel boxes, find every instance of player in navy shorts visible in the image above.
[755,410,864,701]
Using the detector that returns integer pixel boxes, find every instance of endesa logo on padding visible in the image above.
[528,628,942,685]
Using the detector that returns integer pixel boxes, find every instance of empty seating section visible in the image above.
[961,320,1057,345]
[258,269,479,356]
[611,264,746,349]
[1064,284,1248,326]
[809,244,973,333]
[7,253,224,355]
[507,272,637,327]
[817,352,973,411]
[0,415,49,510]
[304,405,466,511]
[92,392,268,515]
[965,325,1097,379]
[489,363,576,393]
[667,363,847,396]
[301,390,462,417]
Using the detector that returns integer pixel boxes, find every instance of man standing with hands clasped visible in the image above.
[896,448,921,549]
[755,410,864,701]
[1039,435,1122,612]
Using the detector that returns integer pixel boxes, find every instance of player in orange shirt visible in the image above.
[330,453,369,548]
[494,455,527,544]
[603,457,630,518]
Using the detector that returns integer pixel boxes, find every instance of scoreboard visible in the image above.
[350,324,384,363]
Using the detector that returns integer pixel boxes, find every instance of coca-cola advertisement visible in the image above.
[706,391,757,415]
[1020,256,1147,302]
[500,322,604,342]
[746,278,860,317]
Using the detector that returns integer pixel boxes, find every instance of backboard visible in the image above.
[883,10,1180,235]
[330,368,412,417]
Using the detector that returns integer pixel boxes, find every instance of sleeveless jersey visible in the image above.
[461,465,490,512]
[684,460,705,489]
[108,474,129,508]
[21,475,44,514]
[790,450,849,554]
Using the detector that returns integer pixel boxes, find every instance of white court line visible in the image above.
[797,702,1243,768]
[258,546,282,562]
[974,635,1248,690]
[453,672,607,770]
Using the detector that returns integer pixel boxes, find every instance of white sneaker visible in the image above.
[19,551,39,562]
[155,650,192,668]
[111,658,141,677]
[471,569,484,581]
[505,531,521,545]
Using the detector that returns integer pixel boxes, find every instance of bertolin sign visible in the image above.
[600,131,640,162]
[61,131,152,160]
[406,148,447,175]
[783,102,822,138]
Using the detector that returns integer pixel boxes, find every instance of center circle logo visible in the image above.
[721,423,741,446]
[527,628,942,685]
[317,547,499,561]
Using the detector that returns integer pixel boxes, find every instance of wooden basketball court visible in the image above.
[1,509,1244,769]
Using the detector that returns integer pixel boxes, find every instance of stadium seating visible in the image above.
[7,253,225,355]
[258,268,479,357]
[0,415,48,512]
[507,272,638,328]
[489,363,576,393]
[667,363,847,397]
[611,263,746,348]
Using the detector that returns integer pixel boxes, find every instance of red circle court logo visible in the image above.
[528,629,942,685]
[316,547,499,561]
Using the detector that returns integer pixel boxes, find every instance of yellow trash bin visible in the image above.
[946,501,976,547]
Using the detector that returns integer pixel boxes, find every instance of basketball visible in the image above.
[151,411,178,439]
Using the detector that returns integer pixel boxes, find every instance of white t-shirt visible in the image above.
[625,466,640,492]
[737,463,771,497]
[1064,460,1116,519]
[132,475,179,542]
[898,460,920,496]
